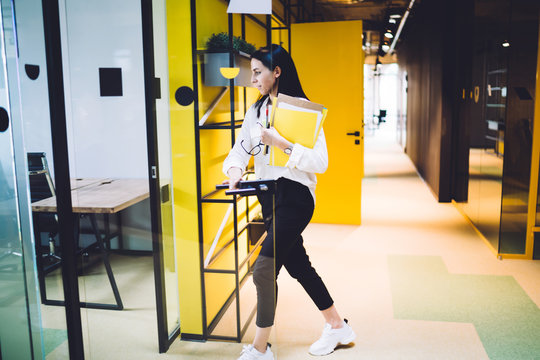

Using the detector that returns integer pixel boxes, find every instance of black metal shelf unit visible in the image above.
[192,1,295,342]
[192,10,273,343]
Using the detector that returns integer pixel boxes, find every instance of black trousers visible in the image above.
[254,177,334,327]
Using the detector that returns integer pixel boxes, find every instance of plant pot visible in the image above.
[203,51,252,87]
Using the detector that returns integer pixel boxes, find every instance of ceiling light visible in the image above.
[382,44,390,52]
[389,18,397,24]
[390,14,401,19]
[384,32,394,39]
[502,41,510,47]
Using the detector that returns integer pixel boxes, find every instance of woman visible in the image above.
[222,44,355,360]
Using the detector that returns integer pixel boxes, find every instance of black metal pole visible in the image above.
[41,0,84,358]
[139,0,173,353]
[266,15,272,47]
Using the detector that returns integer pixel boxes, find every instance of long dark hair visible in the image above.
[250,44,308,117]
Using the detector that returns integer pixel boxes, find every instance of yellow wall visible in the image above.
[291,21,364,224]
[166,0,202,335]
[168,0,268,335]
[524,24,540,260]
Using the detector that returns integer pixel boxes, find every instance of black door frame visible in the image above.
[140,0,180,353]
[41,0,84,358]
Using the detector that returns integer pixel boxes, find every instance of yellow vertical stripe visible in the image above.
[167,0,203,335]
[524,22,540,260]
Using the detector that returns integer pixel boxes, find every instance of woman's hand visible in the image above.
[260,126,292,151]
[223,167,243,189]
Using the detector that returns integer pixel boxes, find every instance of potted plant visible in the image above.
[203,32,256,87]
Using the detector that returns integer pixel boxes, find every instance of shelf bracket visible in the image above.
[199,86,229,126]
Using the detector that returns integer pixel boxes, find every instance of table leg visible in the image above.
[117,212,123,250]
[33,213,48,304]
[89,214,124,310]
[104,214,111,251]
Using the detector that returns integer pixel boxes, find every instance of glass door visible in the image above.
[40,0,179,356]
[0,0,45,357]
[145,0,181,351]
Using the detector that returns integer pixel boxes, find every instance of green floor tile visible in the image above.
[388,255,540,360]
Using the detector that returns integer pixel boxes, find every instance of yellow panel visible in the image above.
[161,197,175,272]
[291,21,364,224]
[271,17,288,50]
[245,16,267,49]
[196,0,228,50]
[168,0,268,337]
[204,230,250,324]
[525,26,540,259]
[166,0,202,335]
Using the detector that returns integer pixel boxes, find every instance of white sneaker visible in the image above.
[309,319,356,356]
[238,344,274,360]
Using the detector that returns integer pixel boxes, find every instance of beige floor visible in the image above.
[45,122,540,359]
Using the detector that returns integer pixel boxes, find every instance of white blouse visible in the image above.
[222,97,328,201]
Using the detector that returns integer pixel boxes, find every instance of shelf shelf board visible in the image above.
[200,120,243,129]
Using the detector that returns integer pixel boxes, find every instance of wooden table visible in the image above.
[33,178,149,213]
[32,178,149,310]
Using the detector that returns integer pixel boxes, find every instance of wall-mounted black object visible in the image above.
[25,64,40,80]
[514,87,532,100]
[0,107,8,132]
[160,184,169,203]
[99,67,123,96]
[154,77,161,99]
[175,86,194,106]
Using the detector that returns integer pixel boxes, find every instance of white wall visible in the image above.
[16,0,55,177]
[16,0,148,180]
[59,0,148,179]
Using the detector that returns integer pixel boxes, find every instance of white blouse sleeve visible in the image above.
[222,106,257,175]
[286,128,328,174]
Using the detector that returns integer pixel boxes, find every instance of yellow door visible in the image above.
[291,21,364,224]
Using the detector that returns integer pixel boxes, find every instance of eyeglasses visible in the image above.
[241,139,264,156]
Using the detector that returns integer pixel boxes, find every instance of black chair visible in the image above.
[27,152,62,270]
[375,109,387,125]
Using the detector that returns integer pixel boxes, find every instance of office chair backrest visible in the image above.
[27,152,56,202]
[379,110,387,117]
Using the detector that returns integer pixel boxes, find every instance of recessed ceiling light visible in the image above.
[384,32,394,39]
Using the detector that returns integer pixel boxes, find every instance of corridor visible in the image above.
[166,123,540,359]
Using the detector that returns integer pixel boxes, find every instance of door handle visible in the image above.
[346,131,360,137]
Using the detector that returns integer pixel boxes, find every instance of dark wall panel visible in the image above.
[400,0,448,200]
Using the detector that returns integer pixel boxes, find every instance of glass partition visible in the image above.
[0,0,44,357]
[460,1,510,253]
[56,0,173,356]
[151,0,180,347]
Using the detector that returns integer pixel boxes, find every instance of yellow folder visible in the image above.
[269,94,328,167]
